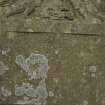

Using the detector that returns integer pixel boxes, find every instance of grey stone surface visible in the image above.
[0,0,105,33]
[0,0,105,105]
[0,32,104,105]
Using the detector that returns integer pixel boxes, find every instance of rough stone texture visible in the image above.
[0,0,105,105]
[0,32,104,105]
[0,0,105,33]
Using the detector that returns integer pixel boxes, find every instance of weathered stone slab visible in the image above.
[0,32,104,105]
[0,0,105,33]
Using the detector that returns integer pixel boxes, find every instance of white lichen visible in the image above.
[89,65,97,78]
[82,100,88,105]
[54,50,59,55]
[49,91,54,97]
[15,80,48,105]
[15,53,49,80]
[1,47,11,55]
[89,65,97,73]
[35,79,48,99]
[1,86,12,97]
[0,61,9,75]
[15,82,33,96]
[15,86,25,96]
[16,98,42,105]
[15,53,49,105]
[15,80,48,97]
